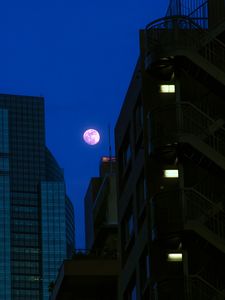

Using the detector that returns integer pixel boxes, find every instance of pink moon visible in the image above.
[83,129,100,145]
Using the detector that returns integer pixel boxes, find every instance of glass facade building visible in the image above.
[0,94,75,300]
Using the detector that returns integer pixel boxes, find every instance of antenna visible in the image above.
[108,124,112,173]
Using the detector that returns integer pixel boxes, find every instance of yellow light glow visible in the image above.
[160,84,175,93]
[164,169,179,178]
[167,253,183,262]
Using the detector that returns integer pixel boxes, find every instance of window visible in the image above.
[124,275,137,300]
[159,84,175,93]
[125,213,134,245]
[134,99,144,141]
[123,143,131,170]
[136,172,147,215]
[140,249,150,291]
[131,285,137,300]
[122,202,135,251]
[163,169,179,178]
[167,253,183,262]
[119,128,132,177]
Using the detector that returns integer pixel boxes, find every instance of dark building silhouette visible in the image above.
[0,94,74,300]
[50,156,118,300]
[115,0,225,299]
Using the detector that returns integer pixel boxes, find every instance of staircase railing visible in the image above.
[190,174,225,205]
[152,186,225,245]
[149,101,225,160]
[184,187,225,242]
[185,275,225,300]
[152,275,225,299]
[166,0,208,29]
[145,16,225,74]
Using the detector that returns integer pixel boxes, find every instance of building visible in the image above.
[115,0,225,299]
[0,94,75,300]
[50,156,118,300]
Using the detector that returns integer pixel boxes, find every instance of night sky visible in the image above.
[0,0,169,248]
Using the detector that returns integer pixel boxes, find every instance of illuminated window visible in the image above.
[167,253,183,262]
[164,169,179,178]
[160,84,175,93]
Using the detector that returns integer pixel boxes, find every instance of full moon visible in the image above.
[83,129,100,145]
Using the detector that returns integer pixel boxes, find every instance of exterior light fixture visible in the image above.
[160,84,175,93]
[164,169,179,178]
[167,253,183,262]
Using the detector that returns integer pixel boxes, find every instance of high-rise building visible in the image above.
[0,94,75,300]
[115,0,225,299]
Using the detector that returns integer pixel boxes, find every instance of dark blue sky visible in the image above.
[0,0,169,247]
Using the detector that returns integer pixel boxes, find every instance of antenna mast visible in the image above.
[108,124,112,173]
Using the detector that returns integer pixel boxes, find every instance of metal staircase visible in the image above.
[166,0,208,29]
[150,101,225,171]
[153,185,225,254]
[147,3,225,298]
[183,187,225,254]
[153,275,225,299]
[145,16,225,86]
[185,275,225,300]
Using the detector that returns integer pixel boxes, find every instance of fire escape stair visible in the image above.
[184,187,225,254]
[201,20,225,46]
[150,101,225,172]
[145,16,225,87]
[186,275,225,300]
